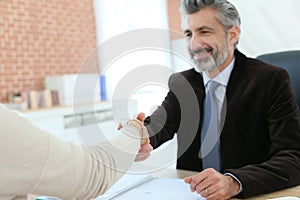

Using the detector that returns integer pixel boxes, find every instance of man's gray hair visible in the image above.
[180,0,240,29]
[180,0,241,47]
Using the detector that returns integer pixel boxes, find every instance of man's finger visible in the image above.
[134,152,150,162]
[134,144,153,162]
[117,123,122,130]
[136,112,146,121]
[184,176,192,184]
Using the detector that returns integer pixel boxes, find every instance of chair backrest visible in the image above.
[257,51,300,111]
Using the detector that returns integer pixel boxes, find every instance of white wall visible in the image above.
[227,0,300,57]
[93,0,171,99]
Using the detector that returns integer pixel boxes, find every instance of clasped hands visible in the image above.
[118,112,153,162]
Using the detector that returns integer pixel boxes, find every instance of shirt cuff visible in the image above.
[224,173,243,195]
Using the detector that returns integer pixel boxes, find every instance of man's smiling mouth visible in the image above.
[191,47,213,59]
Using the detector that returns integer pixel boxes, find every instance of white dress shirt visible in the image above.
[202,59,235,122]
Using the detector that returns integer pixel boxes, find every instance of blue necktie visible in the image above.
[200,80,221,171]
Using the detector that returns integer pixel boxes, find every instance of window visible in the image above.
[93,0,171,116]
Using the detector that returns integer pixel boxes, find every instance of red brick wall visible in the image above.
[167,0,184,39]
[0,0,97,102]
[0,0,183,103]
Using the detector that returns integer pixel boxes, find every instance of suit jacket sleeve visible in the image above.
[146,71,202,150]
[146,73,181,149]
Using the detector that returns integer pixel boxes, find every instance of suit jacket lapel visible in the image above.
[220,50,251,169]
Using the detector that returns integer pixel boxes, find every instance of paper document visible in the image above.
[268,197,300,200]
[96,174,154,200]
[96,173,205,200]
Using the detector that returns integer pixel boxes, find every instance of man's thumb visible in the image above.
[136,112,146,121]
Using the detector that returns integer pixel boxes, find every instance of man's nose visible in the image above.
[189,36,203,51]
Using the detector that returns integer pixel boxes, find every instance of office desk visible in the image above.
[28,168,300,200]
[151,168,300,199]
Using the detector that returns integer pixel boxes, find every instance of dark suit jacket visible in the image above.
[145,50,300,198]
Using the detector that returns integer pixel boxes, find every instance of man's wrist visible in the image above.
[224,173,243,196]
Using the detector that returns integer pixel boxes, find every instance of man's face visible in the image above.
[182,8,235,72]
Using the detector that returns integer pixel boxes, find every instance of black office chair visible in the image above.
[257,50,300,113]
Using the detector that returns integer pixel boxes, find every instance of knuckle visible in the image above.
[206,168,215,173]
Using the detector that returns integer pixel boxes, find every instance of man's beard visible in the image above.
[191,38,230,73]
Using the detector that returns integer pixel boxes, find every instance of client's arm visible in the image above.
[0,105,144,200]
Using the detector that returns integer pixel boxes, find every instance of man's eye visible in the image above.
[200,31,211,35]
[185,33,192,38]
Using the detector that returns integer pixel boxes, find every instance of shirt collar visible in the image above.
[203,58,235,87]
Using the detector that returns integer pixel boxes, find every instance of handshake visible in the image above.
[118,112,154,162]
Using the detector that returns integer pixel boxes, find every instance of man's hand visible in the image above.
[133,112,153,161]
[126,119,149,145]
[117,113,146,130]
[134,143,153,161]
[118,112,153,161]
[184,168,240,200]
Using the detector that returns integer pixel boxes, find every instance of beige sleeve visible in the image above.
[0,105,140,200]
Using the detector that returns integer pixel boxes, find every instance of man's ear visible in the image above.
[228,25,240,46]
